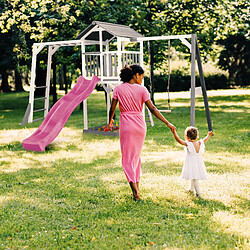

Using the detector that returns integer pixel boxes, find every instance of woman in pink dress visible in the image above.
[109,65,175,201]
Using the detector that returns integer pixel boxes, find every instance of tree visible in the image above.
[0,31,13,92]
[130,0,169,103]
[0,0,248,94]
[218,34,250,86]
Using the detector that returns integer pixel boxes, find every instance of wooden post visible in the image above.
[106,84,111,124]
[195,38,213,131]
[190,34,196,126]
[81,40,88,130]
[105,41,111,123]
[99,29,103,81]
[139,41,146,120]
[106,40,109,77]
[44,46,52,117]
[28,45,38,123]
[139,41,144,71]
[148,41,153,101]
[117,37,122,75]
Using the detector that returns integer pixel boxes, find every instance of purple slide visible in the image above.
[22,75,100,152]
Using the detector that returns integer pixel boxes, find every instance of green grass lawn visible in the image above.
[0,89,249,249]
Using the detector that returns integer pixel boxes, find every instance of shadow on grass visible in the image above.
[0,167,246,249]
[0,149,248,248]
[232,195,250,212]
[0,141,24,152]
[193,197,231,212]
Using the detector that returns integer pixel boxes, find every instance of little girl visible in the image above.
[172,126,213,198]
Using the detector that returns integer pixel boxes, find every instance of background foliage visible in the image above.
[0,0,249,93]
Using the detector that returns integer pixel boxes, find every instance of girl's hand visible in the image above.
[208,131,213,136]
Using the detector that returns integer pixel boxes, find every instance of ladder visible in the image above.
[20,85,49,125]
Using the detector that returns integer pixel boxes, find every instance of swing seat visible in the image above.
[158,109,171,113]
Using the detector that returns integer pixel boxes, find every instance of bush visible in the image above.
[204,74,230,90]
[144,70,229,92]
[96,71,230,93]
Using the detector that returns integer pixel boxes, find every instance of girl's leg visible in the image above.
[193,179,201,197]
[185,180,195,194]
[190,180,195,192]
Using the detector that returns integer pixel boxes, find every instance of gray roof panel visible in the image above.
[76,21,143,40]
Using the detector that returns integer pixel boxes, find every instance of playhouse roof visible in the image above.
[76,21,144,41]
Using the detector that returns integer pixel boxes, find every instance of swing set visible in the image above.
[21,21,212,132]
[137,33,212,131]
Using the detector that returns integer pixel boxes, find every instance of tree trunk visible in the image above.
[15,67,24,92]
[59,65,64,90]
[52,58,57,105]
[63,64,67,94]
[0,69,11,92]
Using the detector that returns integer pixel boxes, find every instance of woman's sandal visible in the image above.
[133,194,141,201]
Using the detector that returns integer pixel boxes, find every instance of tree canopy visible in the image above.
[0,0,249,92]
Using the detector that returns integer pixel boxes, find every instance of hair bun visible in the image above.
[120,65,134,83]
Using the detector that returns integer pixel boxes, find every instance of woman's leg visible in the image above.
[129,182,140,200]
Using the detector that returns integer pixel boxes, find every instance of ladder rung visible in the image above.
[35,86,47,89]
[34,97,47,101]
[33,108,46,113]
[33,117,44,122]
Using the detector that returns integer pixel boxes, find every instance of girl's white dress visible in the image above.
[181,139,207,180]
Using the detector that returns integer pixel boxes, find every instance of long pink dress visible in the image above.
[112,83,150,183]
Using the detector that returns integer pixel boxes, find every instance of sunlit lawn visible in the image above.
[0,89,249,249]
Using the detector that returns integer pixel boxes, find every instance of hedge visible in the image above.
[96,71,230,92]
[144,70,230,92]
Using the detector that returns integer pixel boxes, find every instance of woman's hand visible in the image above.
[109,119,114,128]
[167,123,176,133]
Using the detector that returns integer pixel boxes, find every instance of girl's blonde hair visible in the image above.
[185,126,199,141]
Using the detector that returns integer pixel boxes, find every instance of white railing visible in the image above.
[84,51,141,78]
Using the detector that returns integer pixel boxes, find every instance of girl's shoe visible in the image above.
[196,193,202,198]
[185,189,195,195]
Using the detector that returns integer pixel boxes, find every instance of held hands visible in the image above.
[208,131,213,136]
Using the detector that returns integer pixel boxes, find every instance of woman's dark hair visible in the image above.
[130,65,144,75]
[119,65,134,83]
[119,64,144,83]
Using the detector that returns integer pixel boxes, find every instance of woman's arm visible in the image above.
[108,98,118,126]
[172,128,187,146]
[203,131,213,143]
[145,99,175,131]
